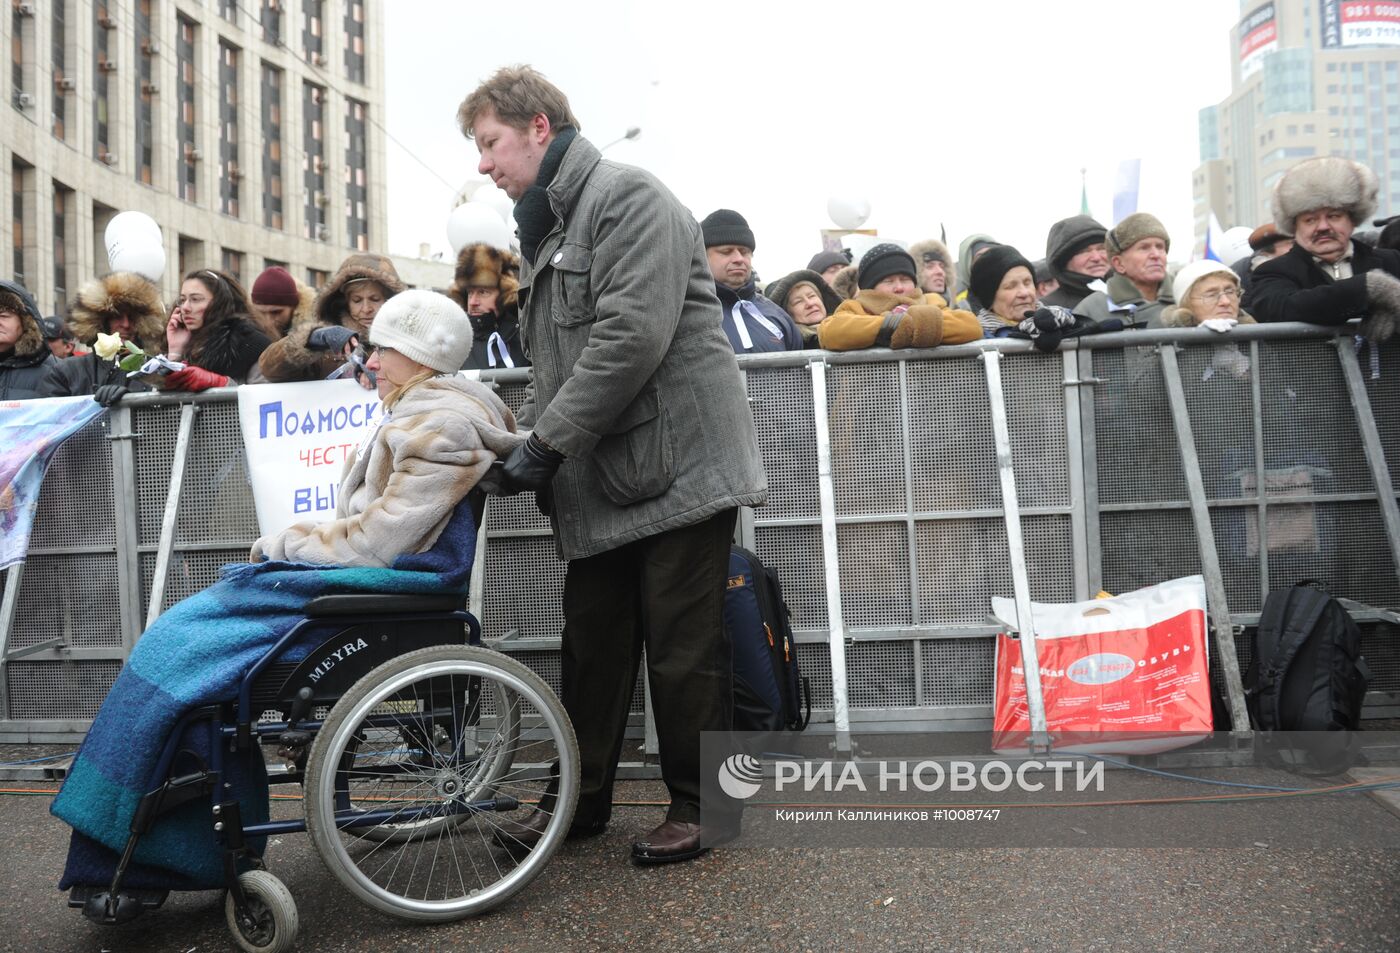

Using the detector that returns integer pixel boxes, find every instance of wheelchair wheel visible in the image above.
[225,870,298,953]
[303,645,578,922]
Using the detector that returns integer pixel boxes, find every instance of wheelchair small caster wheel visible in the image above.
[225,870,299,953]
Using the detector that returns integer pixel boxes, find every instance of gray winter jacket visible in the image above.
[517,134,768,560]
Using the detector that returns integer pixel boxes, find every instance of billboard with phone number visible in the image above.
[1239,3,1279,79]
[1320,0,1400,47]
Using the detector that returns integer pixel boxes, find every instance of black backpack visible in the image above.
[725,546,810,733]
[1244,581,1371,774]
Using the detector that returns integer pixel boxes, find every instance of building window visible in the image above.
[11,159,27,285]
[53,182,73,312]
[1327,62,1337,72]
[219,41,241,217]
[94,4,113,161]
[1304,123,1315,133]
[51,1,67,138]
[11,0,33,115]
[345,98,368,251]
[344,0,365,83]
[307,267,329,290]
[303,0,323,65]
[219,0,236,23]
[221,248,244,282]
[134,0,155,184]
[304,82,326,240]
[262,63,284,230]
[177,16,197,201]
[1286,124,1297,136]
[262,0,282,45]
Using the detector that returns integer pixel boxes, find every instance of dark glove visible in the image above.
[1016,308,1070,353]
[93,383,129,407]
[166,365,231,391]
[501,433,565,492]
[308,326,357,353]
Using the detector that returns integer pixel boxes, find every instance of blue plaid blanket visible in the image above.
[53,502,477,890]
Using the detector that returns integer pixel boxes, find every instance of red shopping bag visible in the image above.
[990,575,1213,755]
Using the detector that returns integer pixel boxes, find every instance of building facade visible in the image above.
[1,0,400,317]
[1193,0,1400,254]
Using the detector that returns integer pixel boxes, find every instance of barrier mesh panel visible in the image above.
[837,522,910,628]
[140,548,249,617]
[754,525,827,630]
[1365,341,1400,490]
[747,365,819,521]
[30,418,115,549]
[796,641,833,710]
[175,402,259,544]
[134,402,182,546]
[846,640,916,708]
[1100,509,1198,597]
[1003,353,1070,506]
[1360,621,1400,695]
[1257,339,1371,495]
[11,553,123,649]
[1175,342,1261,503]
[7,660,121,719]
[482,536,565,641]
[502,648,645,716]
[1093,345,1185,504]
[1265,501,1399,608]
[827,363,906,516]
[1211,506,1264,613]
[919,637,996,707]
[916,515,1073,625]
[907,359,1000,512]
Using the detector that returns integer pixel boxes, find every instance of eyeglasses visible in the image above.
[1191,286,1241,304]
[369,345,396,357]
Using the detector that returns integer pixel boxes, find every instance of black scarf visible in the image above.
[514,126,578,265]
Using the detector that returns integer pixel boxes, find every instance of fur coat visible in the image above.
[250,376,523,567]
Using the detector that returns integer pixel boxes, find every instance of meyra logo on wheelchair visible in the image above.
[66,593,580,953]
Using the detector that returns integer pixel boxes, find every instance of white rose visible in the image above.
[94,332,124,361]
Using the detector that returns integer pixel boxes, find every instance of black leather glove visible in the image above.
[501,433,565,492]
[93,383,129,407]
[308,326,357,353]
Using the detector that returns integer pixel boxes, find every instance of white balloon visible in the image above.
[104,211,165,281]
[469,186,515,224]
[827,195,871,231]
[108,242,167,283]
[1220,226,1254,265]
[447,202,514,254]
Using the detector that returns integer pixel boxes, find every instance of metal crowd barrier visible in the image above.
[2,324,1398,745]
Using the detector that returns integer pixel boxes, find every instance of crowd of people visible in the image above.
[2,152,1399,405]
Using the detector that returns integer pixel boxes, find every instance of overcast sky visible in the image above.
[384,0,1243,278]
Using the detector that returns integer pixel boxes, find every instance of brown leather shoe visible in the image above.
[491,809,605,851]
[630,819,735,864]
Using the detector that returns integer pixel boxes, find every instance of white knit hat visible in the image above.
[369,289,473,373]
[1170,259,1239,305]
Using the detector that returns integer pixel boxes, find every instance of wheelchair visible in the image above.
[68,590,580,953]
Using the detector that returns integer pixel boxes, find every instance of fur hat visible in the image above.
[765,269,844,320]
[68,272,167,350]
[907,239,957,292]
[831,264,858,301]
[314,253,406,326]
[1045,215,1107,271]
[857,243,918,291]
[1272,156,1378,233]
[1105,213,1170,258]
[370,289,473,373]
[448,243,520,313]
[969,245,1035,312]
[700,209,756,250]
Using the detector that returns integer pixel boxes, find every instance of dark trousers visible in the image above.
[560,508,736,826]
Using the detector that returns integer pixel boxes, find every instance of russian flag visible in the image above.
[1203,212,1226,262]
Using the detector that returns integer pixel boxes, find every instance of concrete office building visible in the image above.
[2,0,445,318]
[1193,0,1400,254]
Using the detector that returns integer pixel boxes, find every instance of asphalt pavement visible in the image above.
[1,751,1397,953]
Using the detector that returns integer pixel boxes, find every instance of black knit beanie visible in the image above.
[856,243,918,291]
[970,245,1035,311]
[701,209,756,250]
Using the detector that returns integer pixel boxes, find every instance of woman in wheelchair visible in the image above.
[52,291,581,953]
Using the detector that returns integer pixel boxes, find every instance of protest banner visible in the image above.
[0,396,108,569]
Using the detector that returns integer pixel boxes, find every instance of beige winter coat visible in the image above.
[250,375,524,567]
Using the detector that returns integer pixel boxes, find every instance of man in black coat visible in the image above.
[41,272,166,404]
[1246,156,1400,341]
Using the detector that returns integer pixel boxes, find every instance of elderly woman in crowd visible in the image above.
[766,269,844,348]
[1164,259,1257,330]
[969,245,1085,351]
[818,244,981,351]
[157,269,270,392]
[258,253,404,386]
